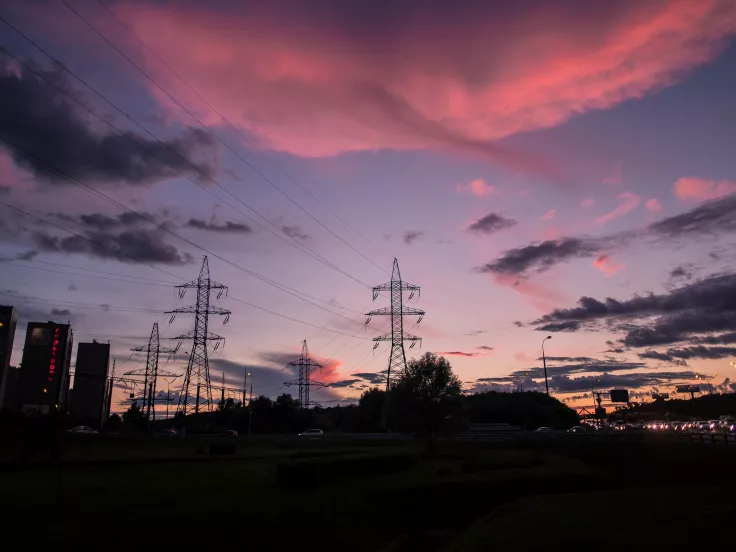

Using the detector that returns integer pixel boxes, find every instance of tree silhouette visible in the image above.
[393,352,463,447]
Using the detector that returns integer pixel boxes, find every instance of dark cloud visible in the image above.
[326,379,361,388]
[476,345,494,351]
[463,330,486,336]
[0,61,216,187]
[648,194,736,238]
[670,265,692,279]
[534,272,736,355]
[510,358,647,380]
[476,237,602,276]
[537,356,596,363]
[186,219,252,234]
[478,195,736,278]
[0,184,10,196]
[437,350,487,357]
[353,372,386,384]
[467,213,517,235]
[513,321,523,327]
[281,225,311,242]
[51,211,163,230]
[68,284,78,292]
[639,346,736,362]
[50,308,71,316]
[32,228,192,265]
[403,230,424,245]
[0,250,37,262]
[550,371,696,393]
[536,320,581,332]
[536,274,736,326]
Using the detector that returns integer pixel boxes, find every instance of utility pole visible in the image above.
[284,340,325,408]
[366,258,424,391]
[130,323,177,419]
[366,258,424,430]
[242,368,250,406]
[166,256,230,415]
[221,372,225,407]
[542,336,552,396]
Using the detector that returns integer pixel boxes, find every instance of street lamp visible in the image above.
[542,336,552,395]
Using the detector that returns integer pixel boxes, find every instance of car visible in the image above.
[298,428,324,437]
[222,429,238,437]
[162,428,177,436]
[534,427,553,434]
[67,425,98,434]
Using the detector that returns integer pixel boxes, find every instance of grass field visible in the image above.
[1,435,734,550]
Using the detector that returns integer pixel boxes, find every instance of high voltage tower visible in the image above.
[366,258,424,391]
[284,340,325,409]
[126,322,179,419]
[166,256,230,415]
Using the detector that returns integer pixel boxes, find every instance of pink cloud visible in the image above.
[111,1,736,165]
[581,197,596,210]
[456,177,500,197]
[492,273,565,312]
[541,208,557,221]
[595,192,641,225]
[437,350,493,358]
[602,163,623,186]
[645,198,662,213]
[593,254,625,277]
[673,177,736,201]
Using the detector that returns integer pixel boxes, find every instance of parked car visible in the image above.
[534,427,553,434]
[162,428,177,436]
[222,429,238,437]
[298,428,323,437]
[67,425,98,434]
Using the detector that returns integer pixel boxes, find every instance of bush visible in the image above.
[277,452,418,487]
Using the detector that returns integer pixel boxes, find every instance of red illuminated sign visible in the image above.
[48,327,60,383]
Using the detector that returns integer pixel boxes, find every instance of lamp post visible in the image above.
[243,368,250,406]
[542,336,552,395]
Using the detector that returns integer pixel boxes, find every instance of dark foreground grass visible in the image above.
[1,436,734,550]
[444,486,736,551]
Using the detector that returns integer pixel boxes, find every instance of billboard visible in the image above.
[609,389,629,403]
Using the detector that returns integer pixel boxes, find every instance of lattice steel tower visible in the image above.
[167,256,230,415]
[366,258,424,391]
[284,340,324,408]
[129,322,178,419]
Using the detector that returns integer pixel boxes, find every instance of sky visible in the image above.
[1,0,736,415]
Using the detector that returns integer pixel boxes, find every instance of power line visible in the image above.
[0,200,373,337]
[225,295,372,340]
[0,137,368,328]
[58,0,389,276]
[0,200,186,282]
[0,259,175,287]
[93,0,394,264]
[16,258,179,283]
[0,291,166,314]
[0,41,370,290]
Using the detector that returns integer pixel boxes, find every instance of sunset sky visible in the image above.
[1,0,736,414]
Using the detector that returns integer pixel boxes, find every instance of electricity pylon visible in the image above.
[284,340,325,408]
[166,256,230,415]
[366,258,424,391]
[127,322,179,419]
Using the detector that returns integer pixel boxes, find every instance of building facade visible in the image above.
[0,306,18,410]
[20,321,73,414]
[71,340,110,428]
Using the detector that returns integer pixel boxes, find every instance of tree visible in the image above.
[122,403,148,432]
[393,352,463,447]
[357,387,385,431]
[105,413,122,431]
